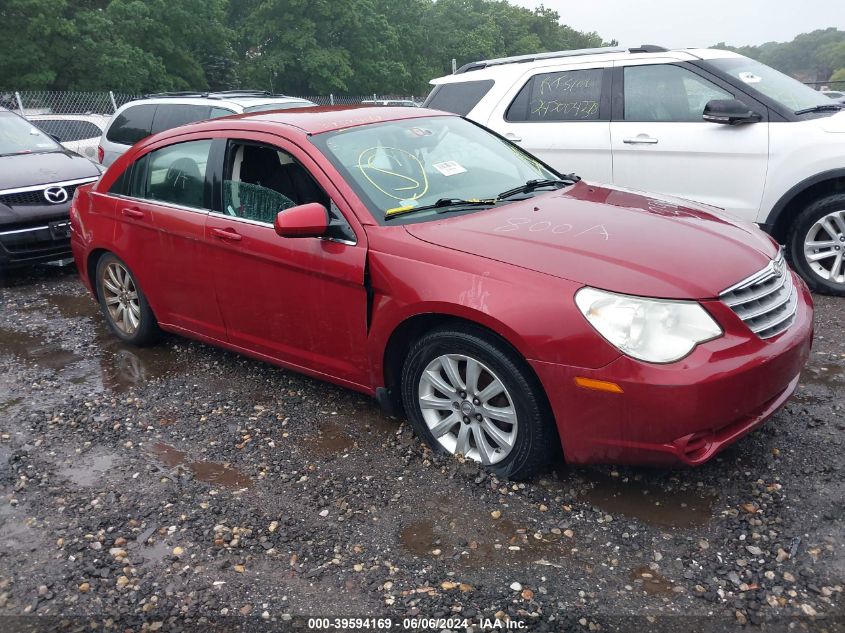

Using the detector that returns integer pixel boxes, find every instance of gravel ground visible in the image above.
[0,265,842,633]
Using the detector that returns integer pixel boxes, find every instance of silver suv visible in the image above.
[99,91,314,166]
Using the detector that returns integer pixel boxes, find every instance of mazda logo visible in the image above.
[43,186,69,204]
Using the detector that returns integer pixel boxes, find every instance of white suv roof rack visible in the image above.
[455,45,669,74]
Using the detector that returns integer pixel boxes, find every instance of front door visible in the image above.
[205,134,370,388]
[610,61,769,220]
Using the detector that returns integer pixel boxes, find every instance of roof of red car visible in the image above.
[230,105,452,135]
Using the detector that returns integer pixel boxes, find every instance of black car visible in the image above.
[0,107,101,268]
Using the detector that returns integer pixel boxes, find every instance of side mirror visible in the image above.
[702,99,762,125]
[274,202,329,238]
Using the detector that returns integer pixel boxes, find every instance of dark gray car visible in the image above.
[0,108,100,267]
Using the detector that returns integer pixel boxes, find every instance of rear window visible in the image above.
[106,104,157,146]
[506,68,603,122]
[423,80,495,116]
[150,104,213,134]
[33,119,103,142]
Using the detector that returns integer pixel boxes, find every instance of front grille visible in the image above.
[0,183,81,207]
[720,252,797,339]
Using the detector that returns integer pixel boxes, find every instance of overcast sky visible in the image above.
[510,0,844,49]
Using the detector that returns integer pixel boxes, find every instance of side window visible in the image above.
[210,107,235,118]
[222,141,330,225]
[150,105,215,135]
[624,64,733,122]
[506,68,603,122]
[106,105,157,145]
[424,80,495,116]
[145,140,212,209]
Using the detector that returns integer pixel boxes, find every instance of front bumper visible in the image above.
[0,216,72,267]
[532,273,814,466]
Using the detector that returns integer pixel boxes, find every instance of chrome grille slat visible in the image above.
[722,271,785,308]
[720,252,797,339]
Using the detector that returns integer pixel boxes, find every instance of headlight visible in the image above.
[574,287,722,363]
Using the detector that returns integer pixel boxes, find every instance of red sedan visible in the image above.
[70,106,813,479]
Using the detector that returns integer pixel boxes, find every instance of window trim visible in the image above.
[612,61,770,123]
[503,66,611,124]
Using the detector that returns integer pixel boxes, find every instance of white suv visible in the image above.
[99,91,314,167]
[427,45,845,295]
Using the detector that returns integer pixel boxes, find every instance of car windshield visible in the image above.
[311,116,559,224]
[707,57,833,113]
[0,111,62,156]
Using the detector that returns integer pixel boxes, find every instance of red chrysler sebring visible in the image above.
[70,106,813,479]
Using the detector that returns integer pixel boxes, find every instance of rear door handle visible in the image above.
[623,135,658,144]
[121,207,145,219]
[211,227,242,242]
[505,133,522,143]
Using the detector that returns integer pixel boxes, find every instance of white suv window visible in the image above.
[624,64,732,122]
[506,68,603,122]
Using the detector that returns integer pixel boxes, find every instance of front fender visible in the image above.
[364,229,621,389]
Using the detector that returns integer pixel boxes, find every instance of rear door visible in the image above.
[610,60,769,219]
[484,63,613,183]
[113,136,227,339]
[204,132,370,388]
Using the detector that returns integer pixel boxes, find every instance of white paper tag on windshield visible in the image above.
[433,160,467,176]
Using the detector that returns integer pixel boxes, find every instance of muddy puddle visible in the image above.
[304,404,398,456]
[44,293,100,320]
[0,319,186,393]
[58,449,118,487]
[801,364,844,388]
[629,566,676,596]
[0,326,81,370]
[578,472,716,529]
[152,442,252,489]
[0,502,38,552]
[399,494,570,568]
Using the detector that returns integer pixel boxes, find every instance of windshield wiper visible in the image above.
[496,178,570,200]
[385,198,497,220]
[794,103,844,115]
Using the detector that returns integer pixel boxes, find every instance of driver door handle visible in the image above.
[211,227,242,242]
[623,135,659,144]
[505,133,522,143]
[121,207,144,219]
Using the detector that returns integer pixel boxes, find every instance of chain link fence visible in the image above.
[0,91,421,157]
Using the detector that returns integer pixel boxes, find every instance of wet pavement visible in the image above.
[0,264,842,631]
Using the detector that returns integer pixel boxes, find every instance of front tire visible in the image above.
[787,193,845,295]
[95,253,159,346]
[400,325,557,480]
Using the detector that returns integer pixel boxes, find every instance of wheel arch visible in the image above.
[766,169,845,243]
[380,312,555,427]
[86,248,110,299]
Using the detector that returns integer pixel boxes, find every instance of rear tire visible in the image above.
[787,193,845,295]
[95,253,160,346]
[400,325,557,480]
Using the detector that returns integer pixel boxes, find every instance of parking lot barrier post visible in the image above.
[14,92,24,115]
[109,91,118,113]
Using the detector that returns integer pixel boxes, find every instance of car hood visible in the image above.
[403,182,778,299]
[0,150,100,190]
[819,109,845,132]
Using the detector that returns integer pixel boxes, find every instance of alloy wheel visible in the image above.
[803,209,845,284]
[101,262,141,335]
[417,353,518,465]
